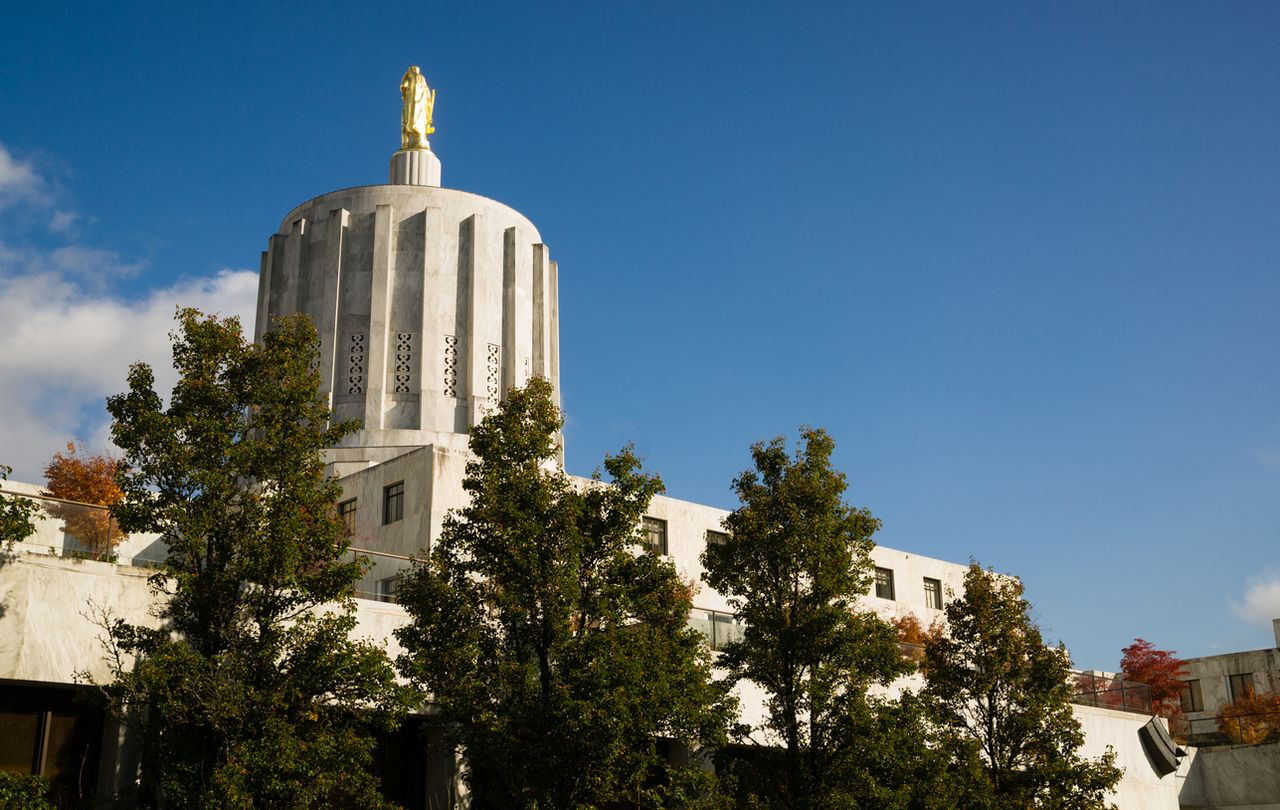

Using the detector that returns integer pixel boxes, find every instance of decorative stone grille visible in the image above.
[347,333,366,395]
[443,335,458,397]
[393,332,414,394]
[486,343,500,400]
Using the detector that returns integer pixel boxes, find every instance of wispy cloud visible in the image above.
[0,144,79,236]
[0,142,258,482]
[0,145,44,207]
[1229,569,1280,628]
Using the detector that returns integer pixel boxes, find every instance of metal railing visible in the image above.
[1179,710,1280,746]
[898,641,925,663]
[0,488,169,567]
[0,489,424,588]
[346,546,415,604]
[1070,672,1153,715]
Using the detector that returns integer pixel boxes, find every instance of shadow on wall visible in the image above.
[1178,741,1280,808]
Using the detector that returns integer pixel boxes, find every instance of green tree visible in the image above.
[97,309,410,809]
[0,465,39,550]
[395,378,731,808]
[701,428,944,809]
[922,562,1122,809]
[0,772,55,810]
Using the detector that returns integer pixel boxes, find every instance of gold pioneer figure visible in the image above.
[400,65,436,149]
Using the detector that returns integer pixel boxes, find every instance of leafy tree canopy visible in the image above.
[0,465,39,550]
[701,427,943,809]
[1119,638,1188,718]
[42,440,127,558]
[0,772,55,810]
[922,562,1122,809]
[98,309,410,809]
[395,377,732,809]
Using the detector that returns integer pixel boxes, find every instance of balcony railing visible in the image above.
[0,488,168,567]
[1070,672,1153,715]
[346,546,413,603]
[1176,710,1280,746]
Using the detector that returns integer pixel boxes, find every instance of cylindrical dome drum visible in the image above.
[255,184,559,472]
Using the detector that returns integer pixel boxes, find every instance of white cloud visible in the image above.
[1230,569,1280,628]
[0,144,43,207]
[0,141,260,484]
[49,245,145,280]
[48,210,79,234]
[0,145,78,236]
[0,266,259,483]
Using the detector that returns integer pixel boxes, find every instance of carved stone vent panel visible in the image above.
[486,343,500,400]
[347,333,366,395]
[443,335,458,398]
[393,332,414,394]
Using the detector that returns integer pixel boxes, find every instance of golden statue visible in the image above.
[400,65,436,150]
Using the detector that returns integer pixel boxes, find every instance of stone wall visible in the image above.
[1178,741,1280,809]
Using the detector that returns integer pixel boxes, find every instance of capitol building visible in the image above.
[0,69,1184,808]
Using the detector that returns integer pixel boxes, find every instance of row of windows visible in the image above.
[346,496,950,617]
[638,518,730,555]
[640,519,946,611]
[1178,673,1256,714]
[336,481,407,533]
[875,567,945,610]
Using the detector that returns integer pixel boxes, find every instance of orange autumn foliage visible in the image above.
[891,614,940,664]
[1218,691,1280,745]
[43,441,127,558]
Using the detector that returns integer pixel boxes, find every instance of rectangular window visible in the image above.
[1229,673,1255,702]
[641,517,667,555]
[705,530,729,547]
[875,567,895,600]
[690,609,744,652]
[378,575,402,603]
[383,482,404,525]
[0,711,38,773]
[338,498,357,535]
[1179,679,1204,713]
[709,610,744,651]
[923,577,943,610]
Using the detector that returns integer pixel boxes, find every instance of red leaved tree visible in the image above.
[1120,638,1188,719]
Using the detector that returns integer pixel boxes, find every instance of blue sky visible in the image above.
[2,1,1278,670]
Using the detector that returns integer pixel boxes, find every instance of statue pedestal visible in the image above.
[390,148,441,186]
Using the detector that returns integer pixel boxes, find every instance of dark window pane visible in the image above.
[1229,673,1255,702]
[875,567,895,600]
[923,577,942,610]
[1179,679,1203,713]
[641,517,667,555]
[0,711,39,773]
[383,482,404,525]
[44,713,88,783]
[338,499,357,534]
